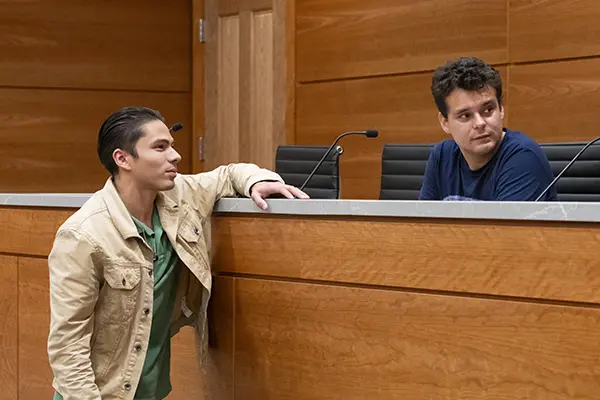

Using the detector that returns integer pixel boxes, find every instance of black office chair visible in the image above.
[379,141,600,201]
[540,142,600,202]
[379,144,434,200]
[275,145,343,199]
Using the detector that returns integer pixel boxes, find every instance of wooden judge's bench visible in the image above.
[1,195,600,400]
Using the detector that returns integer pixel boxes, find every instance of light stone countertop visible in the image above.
[1,193,599,223]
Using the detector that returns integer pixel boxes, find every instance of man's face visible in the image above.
[439,87,505,167]
[126,120,181,191]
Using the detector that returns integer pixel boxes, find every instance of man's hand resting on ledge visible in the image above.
[250,181,309,210]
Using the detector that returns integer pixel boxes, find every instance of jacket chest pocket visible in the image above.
[177,213,207,263]
[100,264,142,323]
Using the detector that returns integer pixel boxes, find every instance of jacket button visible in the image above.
[134,344,142,352]
[143,308,150,316]
[124,383,131,391]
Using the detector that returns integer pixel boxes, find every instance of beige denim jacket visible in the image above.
[47,164,282,400]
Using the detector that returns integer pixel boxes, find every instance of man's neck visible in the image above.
[113,175,157,227]
[464,154,493,171]
[464,130,506,171]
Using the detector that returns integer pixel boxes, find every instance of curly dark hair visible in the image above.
[431,57,502,118]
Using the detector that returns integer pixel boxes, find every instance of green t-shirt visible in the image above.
[53,205,179,400]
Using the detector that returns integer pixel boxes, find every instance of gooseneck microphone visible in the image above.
[535,136,600,202]
[169,123,183,132]
[299,130,379,191]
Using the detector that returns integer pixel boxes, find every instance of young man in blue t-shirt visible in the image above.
[419,57,557,201]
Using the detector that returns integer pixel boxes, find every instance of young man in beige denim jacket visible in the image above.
[48,107,308,400]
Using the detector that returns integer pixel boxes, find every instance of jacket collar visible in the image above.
[100,178,180,241]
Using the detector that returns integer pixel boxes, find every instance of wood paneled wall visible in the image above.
[0,206,205,400]
[233,279,600,400]
[293,0,600,199]
[203,213,600,399]
[0,255,17,400]
[0,0,193,193]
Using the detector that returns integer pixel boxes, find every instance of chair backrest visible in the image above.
[379,141,600,201]
[379,144,433,200]
[540,142,600,202]
[275,145,342,199]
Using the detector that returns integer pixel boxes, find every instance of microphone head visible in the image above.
[169,123,183,132]
[365,129,378,138]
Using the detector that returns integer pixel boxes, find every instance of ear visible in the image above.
[499,104,505,120]
[112,149,133,172]
[438,112,451,135]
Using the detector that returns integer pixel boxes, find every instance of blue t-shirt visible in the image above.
[418,129,557,201]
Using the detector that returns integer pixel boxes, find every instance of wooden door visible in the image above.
[203,0,292,170]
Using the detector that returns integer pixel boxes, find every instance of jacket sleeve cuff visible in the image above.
[243,171,284,197]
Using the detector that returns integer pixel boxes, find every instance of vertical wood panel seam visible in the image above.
[506,0,510,63]
[239,10,252,162]
[16,257,20,400]
[290,0,297,146]
[232,277,236,400]
[506,65,510,127]
[506,0,510,127]
[241,11,248,161]
[190,2,197,171]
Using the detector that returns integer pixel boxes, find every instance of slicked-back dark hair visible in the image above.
[97,106,165,175]
[431,57,502,118]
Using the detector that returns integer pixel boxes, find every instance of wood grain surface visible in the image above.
[0,0,191,91]
[509,0,600,63]
[0,89,191,192]
[0,208,74,257]
[296,0,507,82]
[508,59,600,143]
[18,257,53,399]
[0,256,18,400]
[233,278,600,400]
[212,215,600,304]
[196,276,235,400]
